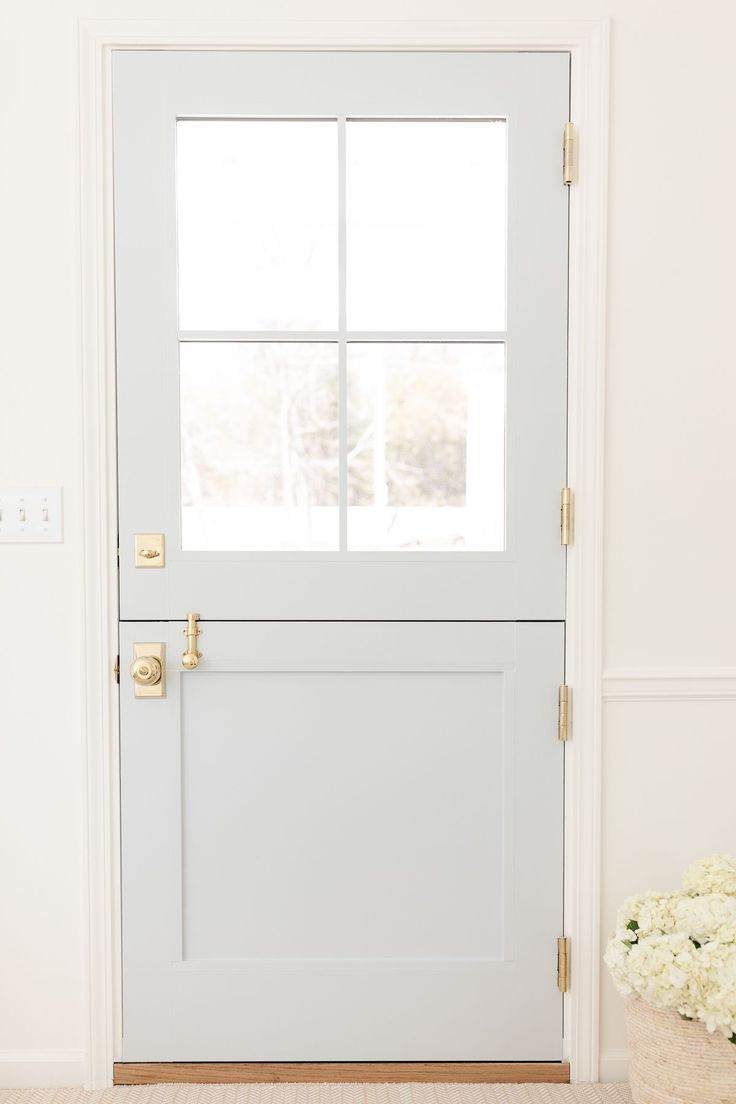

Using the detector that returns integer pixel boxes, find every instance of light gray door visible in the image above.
[113,49,569,1061]
[119,621,564,1060]
[114,50,568,621]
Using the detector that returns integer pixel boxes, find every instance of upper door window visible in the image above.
[177,118,507,553]
[346,120,506,331]
[177,120,339,331]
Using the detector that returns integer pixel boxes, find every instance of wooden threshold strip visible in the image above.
[113,1062,570,1085]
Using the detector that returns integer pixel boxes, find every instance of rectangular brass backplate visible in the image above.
[134,532,165,567]
[132,642,166,699]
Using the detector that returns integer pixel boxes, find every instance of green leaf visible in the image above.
[626,920,638,933]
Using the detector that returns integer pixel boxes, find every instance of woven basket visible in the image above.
[625,995,736,1103]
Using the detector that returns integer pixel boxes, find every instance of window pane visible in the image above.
[181,343,339,550]
[346,121,506,331]
[347,344,505,551]
[177,121,338,330]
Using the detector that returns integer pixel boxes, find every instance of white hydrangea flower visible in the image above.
[612,891,680,944]
[604,934,634,996]
[683,855,736,897]
[615,894,648,937]
[623,932,697,1012]
[636,893,681,936]
[673,893,736,944]
[687,941,736,1038]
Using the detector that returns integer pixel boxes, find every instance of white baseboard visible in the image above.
[599,1048,629,1082]
[0,1044,626,1089]
[0,1050,85,1088]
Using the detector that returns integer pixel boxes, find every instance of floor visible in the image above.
[0,1087,632,1104]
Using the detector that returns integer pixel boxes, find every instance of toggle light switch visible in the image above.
[0,488,63,542]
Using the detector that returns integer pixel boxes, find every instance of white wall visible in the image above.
[1,0,735,1087]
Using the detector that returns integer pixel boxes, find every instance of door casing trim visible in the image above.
[77,16,609,1089]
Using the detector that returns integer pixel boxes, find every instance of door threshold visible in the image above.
[113,1062,570,1085]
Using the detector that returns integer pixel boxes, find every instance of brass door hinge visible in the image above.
[113,656,120,684]
[560,487,573,545]
[563,121,575,185]
[557,936,571,992]
[558,684,571,741]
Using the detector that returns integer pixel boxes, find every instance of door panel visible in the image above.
[120,621,564,1060]
[113,50,569,621]
[114,48,569,1064]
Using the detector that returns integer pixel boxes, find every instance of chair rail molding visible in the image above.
[604,669,736,702]
[77,15,609,1089]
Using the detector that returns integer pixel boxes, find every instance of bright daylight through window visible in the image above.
[177,117,507,552]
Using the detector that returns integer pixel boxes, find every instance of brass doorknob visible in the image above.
[130,655,163,686]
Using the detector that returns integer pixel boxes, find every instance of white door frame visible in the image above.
[77,17,609,1088]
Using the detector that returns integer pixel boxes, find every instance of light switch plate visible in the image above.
[0,487,63,543]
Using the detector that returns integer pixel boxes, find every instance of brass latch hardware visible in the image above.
[558,684,571,742]
[182,612,202,670]
[130,642,166,698]
[113,655,120,684]
[557,936,571,992]
[560,487,573,546]
[134,533,165,568]
[563,121,575,185]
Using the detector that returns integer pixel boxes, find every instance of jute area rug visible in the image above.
[0,1085,632,1104]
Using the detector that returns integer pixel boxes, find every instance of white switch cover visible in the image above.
[0,487,63,543]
